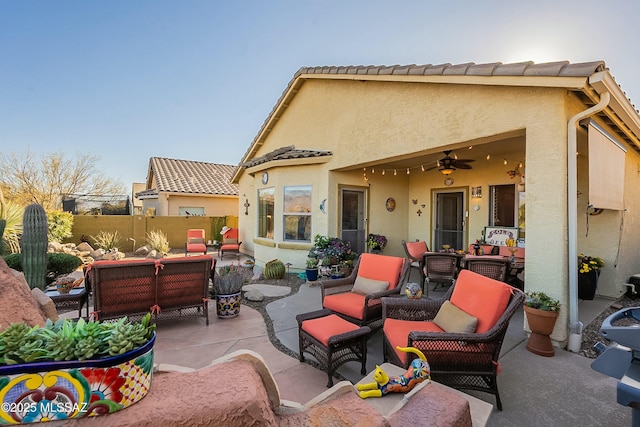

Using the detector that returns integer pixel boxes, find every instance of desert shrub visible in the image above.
[1,201,24,254]
[2,252,82,277]
[146,230,170,254]
[47,210,73,243]
[47,253,83,276]
[3,253,21,270]
[91,231,121,251]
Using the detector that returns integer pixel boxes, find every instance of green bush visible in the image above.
[2,252,82,277]
[3,253,21,270]
[47,210,73,243]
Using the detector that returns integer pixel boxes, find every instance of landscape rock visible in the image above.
[0,258,47,332]
[31,288,59,321]
[146,249,158,259]
[245,289,265,302]
[135,245,150,256]
[90,248,106,259]
[76,242,93,252]
[101,251,125,261]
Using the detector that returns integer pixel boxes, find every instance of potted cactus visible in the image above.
[0,313,156,423]
[214,264,250,318]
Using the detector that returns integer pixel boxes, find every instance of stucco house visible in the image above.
[136,157,238,216]
[231,60,640,344]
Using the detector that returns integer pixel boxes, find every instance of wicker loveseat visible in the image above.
[84,255,214,325]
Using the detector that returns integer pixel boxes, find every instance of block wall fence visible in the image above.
[67,215,239,252]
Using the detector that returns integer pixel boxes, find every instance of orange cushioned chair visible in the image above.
[185,229,207,255]
[321,253,409,333]
[401,240,429,285]
[218,227,242,259]
[382,269,524,410]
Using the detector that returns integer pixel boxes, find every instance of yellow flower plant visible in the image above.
[578,254,604,273]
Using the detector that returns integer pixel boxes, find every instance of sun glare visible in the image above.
[504,47,566,65]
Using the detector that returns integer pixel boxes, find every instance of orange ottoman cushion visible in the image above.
[301,314,360,346]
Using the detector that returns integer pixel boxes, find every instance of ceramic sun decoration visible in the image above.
[356,347,430,398]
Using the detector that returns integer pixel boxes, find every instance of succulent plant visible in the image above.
[215,264,250,295]
[264,259,286,280]
[0,313,156,365]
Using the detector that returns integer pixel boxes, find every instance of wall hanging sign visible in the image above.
[386,197,396,212]
[483,226,519,246]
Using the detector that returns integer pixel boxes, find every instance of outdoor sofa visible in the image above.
[84,255,214,325]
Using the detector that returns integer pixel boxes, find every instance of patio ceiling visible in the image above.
[338,134,526,172]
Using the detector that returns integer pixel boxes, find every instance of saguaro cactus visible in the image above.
[21,203,49,290]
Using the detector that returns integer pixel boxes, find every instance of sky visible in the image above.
[2,0,639,193]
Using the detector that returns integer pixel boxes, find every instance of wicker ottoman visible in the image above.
[296,309,370,387]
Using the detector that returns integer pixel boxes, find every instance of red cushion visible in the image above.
[357,253,405,290]
[301,314,360,346]
[384,318,443,364]
[222,228,239,240]
[323,293,366,320]
[221,244,240,251]
[406,241,428,259]
[186,243,207,252]
[450,270,513,333]
[498,246,525,258]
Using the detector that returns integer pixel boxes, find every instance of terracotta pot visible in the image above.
[524,306,559,357]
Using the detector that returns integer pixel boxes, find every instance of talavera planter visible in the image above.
[0,332,155,424]
[216,292,242,318]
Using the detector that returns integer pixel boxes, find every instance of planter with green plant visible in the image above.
[305,257,319,282]
[214,264,251,318]
[0,313,156,423]
[524,291,561,357]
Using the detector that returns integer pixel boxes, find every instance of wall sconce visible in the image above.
[471,186,482,198]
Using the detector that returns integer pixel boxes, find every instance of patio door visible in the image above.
[340,188,366,255]
[433,190,466,251]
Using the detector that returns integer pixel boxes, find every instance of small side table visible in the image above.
[206,242,221,254]
[45,287,89,319]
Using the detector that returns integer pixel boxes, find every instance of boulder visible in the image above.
[90,248,106,259]
[101,251,125,261]
[245,289,265,302]
[134,245,150,256]
[0,258,47,332]
[76,242,94,252]
[31,288,59,322]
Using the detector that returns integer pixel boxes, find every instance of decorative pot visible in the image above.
[216,292,241,318]
[0,332,155,424]
[369,247,383,254]
[578,270,599,300]
[305,268,318,282]
[524,306,559,357]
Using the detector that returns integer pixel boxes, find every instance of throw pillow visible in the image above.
[351,276,389,295]
[433,300,478,333]
[224,238,238,244]
[189,238,204,244]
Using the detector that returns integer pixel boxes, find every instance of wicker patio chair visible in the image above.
[382,269,525,410]
[320,253,409,333]
[423,252,459,296]
[465,258,509,282]
[401,240,429,285]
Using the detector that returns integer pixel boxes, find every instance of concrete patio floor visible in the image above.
[73,252,634,425]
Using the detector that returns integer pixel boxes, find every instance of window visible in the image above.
[258,188,274,239]
[489,185,516,227]
[283,185,311,241]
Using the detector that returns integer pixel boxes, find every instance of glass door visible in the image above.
[433,191,465,251]
[340,188,366,255]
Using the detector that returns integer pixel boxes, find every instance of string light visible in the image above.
[486,154,491,160]
[382,170,385,175]
[394,169,397,176]
[406,168,410,175]
[503,159,508,165]
[421,165,425,172]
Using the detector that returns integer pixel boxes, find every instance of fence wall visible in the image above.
[68,215,238,252]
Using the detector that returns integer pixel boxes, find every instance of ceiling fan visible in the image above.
[425,150,475,175]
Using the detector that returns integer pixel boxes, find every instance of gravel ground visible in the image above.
[579,295,640,358]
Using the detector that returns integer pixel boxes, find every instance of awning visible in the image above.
[588,121,626,210]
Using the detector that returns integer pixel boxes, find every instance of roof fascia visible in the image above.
[589,70,640,147]
[299,72,589,90]
[245,156,331,176]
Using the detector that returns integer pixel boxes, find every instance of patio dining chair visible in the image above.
[185,229,207,255]
[401,240,429,285]
[218,227,242,259]
[423,252,459,297]
[465,258,509,282]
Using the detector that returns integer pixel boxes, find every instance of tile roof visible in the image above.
[294,61,607,78]
[241,145,332,168]
[148,157,238,195]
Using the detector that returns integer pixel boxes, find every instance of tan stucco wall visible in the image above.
[142,194,238,217]
[238,77,640,344]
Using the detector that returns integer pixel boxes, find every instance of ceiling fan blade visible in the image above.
[423,165,439,172]
[454,158,475,163]
[455,164,473,169]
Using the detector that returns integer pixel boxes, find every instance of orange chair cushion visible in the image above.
[357,253,405,290]
[221,244,240,251]
[222,228,239,240]
[323,292,367,320]
[301,314,360,346]
[498,246,525,258]
[187,243,207,252]
[406,241,428,259]
[384,318,444,365]
[450,270,513,333]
